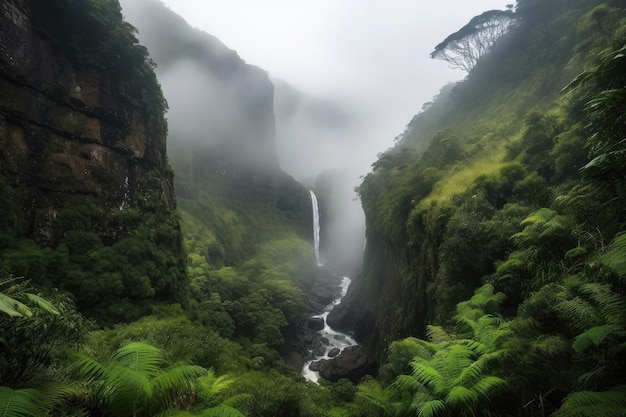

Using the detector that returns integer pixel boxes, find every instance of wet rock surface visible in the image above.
[312,346,376,383]
[308,317,325,331]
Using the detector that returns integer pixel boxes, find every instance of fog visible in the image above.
[154,0,509,182]
[120,0,277,171]
[119,0,508,266]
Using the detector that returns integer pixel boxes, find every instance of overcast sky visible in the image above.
[156,0,510,179]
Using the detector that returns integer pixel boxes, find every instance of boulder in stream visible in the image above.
[316,346,376,383]
[308,317,325,331]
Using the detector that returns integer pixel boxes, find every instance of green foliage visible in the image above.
[553,385,626,417]
[0,387,44,417]
[0,198,187,324]
[76,342,206,417]
[233,372,328,417]
[0,277,86,388]
[565,41,626,183]
[600,233,626,277]
[85,311,246,374]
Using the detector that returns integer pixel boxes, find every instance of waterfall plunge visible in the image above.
[309,190,321,266]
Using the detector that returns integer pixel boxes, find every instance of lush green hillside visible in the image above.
[344,0,626,415]
[2,0,626,416]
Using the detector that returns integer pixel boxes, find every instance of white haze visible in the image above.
[119,0,508,267]
[157,0,510,185]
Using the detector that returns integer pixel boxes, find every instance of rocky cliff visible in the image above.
[0,0,186,322]
[120,0,312,241]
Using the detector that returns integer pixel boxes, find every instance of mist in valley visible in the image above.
[119,0,372,265]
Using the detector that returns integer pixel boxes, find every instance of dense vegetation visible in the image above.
[349,0,626,415]
[2,0,626,416]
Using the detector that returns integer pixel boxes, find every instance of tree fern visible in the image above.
[76,341,207,417]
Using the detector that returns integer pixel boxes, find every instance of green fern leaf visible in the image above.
[199,404,246,417]
[152,365,206,407]
[0,386,43,417]
[579,283,626,325]
[112,342,163,377]
[357,380,392,413]
[553,385,626,417]
[446,385,478,408]
[471,375,507,400]
[600,234,626,277]
[417,399,447,417]
[557,298,601,330]
[23,293,60,315]
[0,293,31,317]
[572,324,624,353]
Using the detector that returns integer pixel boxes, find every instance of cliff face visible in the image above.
[0,0,175,240]
[0,0,186,322]
[120,0,312,241]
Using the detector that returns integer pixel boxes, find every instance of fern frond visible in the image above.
[394,374,423,394]
[579,283,626,325]
[553,385,626,417]
[0,386,44,417]
[199,404,246,417]
[521,208,557,225]
[530,335,569,357]
[576,366,606,388]
[23,293,60,315]
[426,326,450,343]
[600,233,626,277]
[417,399,447,417]
[200,372,235,400]
[445,385,478,409]
[0,293,32,317]
[572,324,624,353]
[152,365,206,407]
[471,375,507,400]
[411,361,445,392]
[74,354,108,382]
[557,298,601,330]
[357,380,393,413]
[112,342,163,377]
[453,360,483,386]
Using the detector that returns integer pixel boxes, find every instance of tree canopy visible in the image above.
[431,9,516,72]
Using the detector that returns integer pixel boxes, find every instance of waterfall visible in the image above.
[309,190,321,266]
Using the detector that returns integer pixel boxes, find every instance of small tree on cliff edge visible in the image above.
[431,9,516,73]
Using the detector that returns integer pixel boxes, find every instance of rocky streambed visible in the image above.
[279,267,375,383]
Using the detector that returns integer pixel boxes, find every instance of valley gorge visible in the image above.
[1,1,625,416]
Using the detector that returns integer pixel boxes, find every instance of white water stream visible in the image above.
[302,276,357,382]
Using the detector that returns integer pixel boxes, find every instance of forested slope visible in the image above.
[2,0,626,416]
[344,0,626,415]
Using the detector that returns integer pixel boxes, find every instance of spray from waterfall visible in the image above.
[309,190,322,266]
